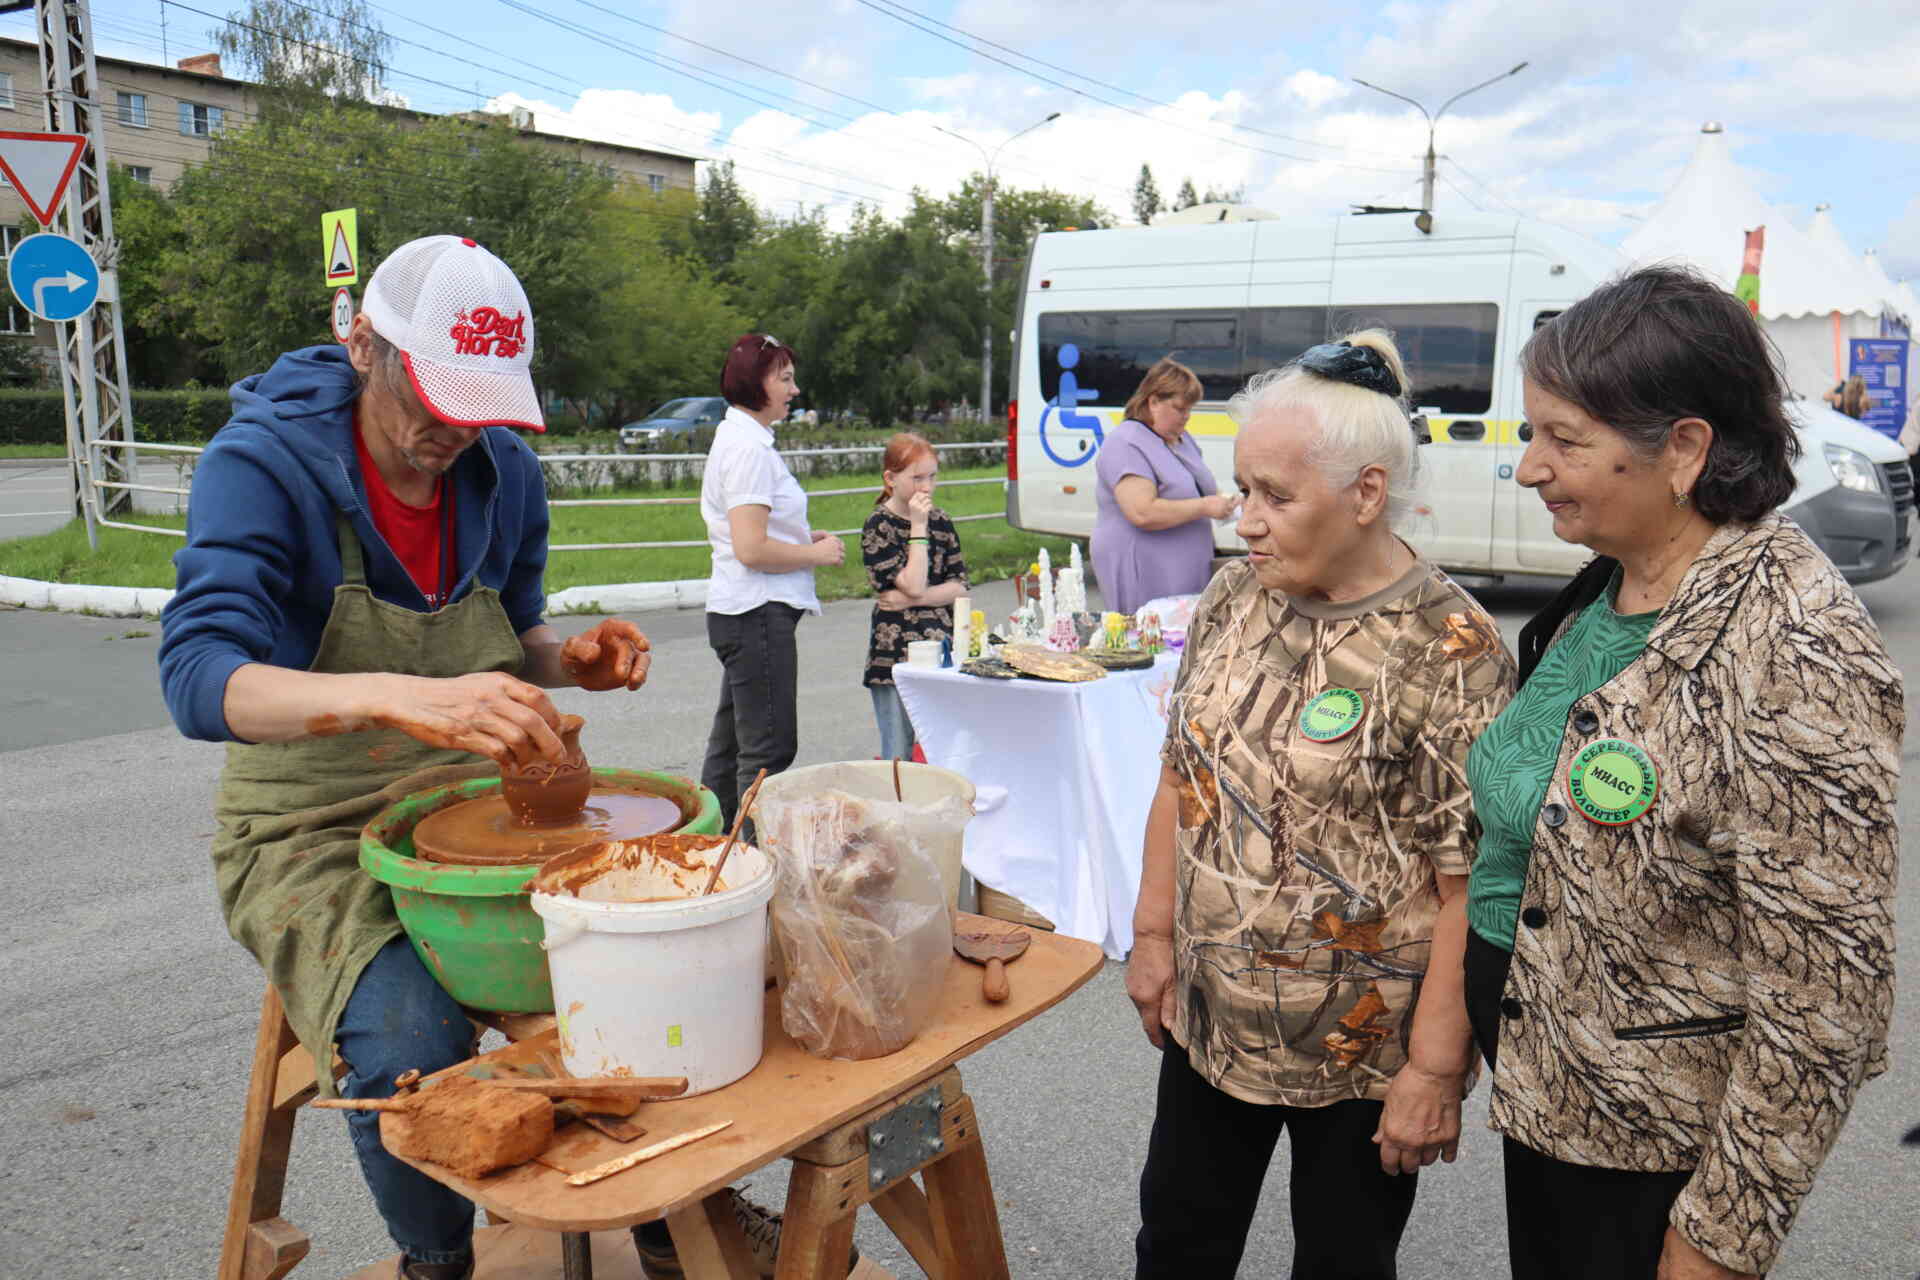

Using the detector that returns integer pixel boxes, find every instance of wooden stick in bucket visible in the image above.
[703,767,767,895]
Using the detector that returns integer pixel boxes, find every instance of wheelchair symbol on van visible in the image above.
[1038,343,1105,468]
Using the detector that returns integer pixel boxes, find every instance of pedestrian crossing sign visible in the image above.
[322,208,358,286]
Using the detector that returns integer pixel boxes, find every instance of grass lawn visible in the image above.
[0,445,68,460]
[0,465,1078,604]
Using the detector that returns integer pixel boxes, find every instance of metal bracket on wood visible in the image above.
[866,1082,944,1189]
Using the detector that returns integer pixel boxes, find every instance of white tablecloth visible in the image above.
[893,654,1178,958]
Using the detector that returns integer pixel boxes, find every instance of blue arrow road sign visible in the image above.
[7,231,99,322]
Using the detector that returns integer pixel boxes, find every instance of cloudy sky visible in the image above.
[23,0,1920,278]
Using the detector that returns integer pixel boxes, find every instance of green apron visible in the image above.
[211,517,527,1096]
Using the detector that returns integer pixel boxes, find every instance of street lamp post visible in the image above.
[935,111,1061,422]
[1352,62,1528,215]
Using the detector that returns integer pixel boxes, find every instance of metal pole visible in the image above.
[1353,63,1527,215]
[1421,127,1436,214]
[980,172,994,423]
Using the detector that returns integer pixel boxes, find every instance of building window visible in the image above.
[646,172,665,194]
[117,91,148,128]
[179,101,223,137]
[0,73,14,111]
[1,226,33,334]
[127,165,152,185]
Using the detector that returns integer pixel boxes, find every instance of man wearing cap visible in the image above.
[160,236,654,1280]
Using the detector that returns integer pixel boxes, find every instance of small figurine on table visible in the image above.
[1045,614,1079,653]
[1138,611,1164,656]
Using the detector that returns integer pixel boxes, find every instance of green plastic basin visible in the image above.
[359,769,723,1012]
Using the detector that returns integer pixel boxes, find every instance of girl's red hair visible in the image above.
[878,432,937,503]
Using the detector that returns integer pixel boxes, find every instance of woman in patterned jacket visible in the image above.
[1126,330,1517,1279]
[1463,266,1901,1279]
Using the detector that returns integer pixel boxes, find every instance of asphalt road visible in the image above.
[0,457,191,540]
[1,572,1916,1279]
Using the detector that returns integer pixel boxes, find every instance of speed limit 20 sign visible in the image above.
[330,286,354,344]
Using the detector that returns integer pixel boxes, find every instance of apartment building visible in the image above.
[0,38,698,337]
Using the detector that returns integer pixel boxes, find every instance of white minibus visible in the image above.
[1006,211,1911,584]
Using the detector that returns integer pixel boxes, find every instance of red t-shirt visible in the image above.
[353,419,452,608]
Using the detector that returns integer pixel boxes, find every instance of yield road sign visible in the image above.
[7,232,99,322]
[0,131,86,226]
[331,286,355,344]
[322,207,358,286]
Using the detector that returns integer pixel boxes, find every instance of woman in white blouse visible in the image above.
[699,334,844,826]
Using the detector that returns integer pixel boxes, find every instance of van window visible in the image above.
[1039,310,1243,404]
[1244,306,1330,377]
[1329,303,1498,414]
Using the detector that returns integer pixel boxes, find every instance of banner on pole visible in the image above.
[1849,337,1909,441]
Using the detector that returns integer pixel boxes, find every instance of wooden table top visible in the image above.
[381,915,1104,1233]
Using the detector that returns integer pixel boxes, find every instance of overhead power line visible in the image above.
[871,0,1410,162]
[854,0,1409,176]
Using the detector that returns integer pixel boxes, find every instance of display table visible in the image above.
[893,655,1178,958]
[360,917,1104,1280]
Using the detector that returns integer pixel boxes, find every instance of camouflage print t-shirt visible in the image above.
[1161,555,1516,1106]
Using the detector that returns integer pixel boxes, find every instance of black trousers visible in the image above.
[1136,1038,1418,1280]
[701,602,802,828]
[1464,930,1695,1280]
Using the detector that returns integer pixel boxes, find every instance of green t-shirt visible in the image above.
[1465,581,1658,950]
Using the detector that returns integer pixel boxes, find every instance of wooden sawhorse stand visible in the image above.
[218,985,335,1280]
[377,916,1101,1279]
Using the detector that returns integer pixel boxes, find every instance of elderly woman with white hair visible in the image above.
[1126,331,1517,1279]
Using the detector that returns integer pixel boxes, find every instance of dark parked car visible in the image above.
[617,396,727,452]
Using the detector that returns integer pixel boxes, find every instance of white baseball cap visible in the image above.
[361,235,544,431]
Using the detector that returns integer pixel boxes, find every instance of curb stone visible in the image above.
[1,574,712,619]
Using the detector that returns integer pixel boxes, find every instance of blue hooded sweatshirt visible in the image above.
[158,345,549,742]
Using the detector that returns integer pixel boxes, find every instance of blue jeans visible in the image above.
[870,682,916,760]
[335,936,478,1265]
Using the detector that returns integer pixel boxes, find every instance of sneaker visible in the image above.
[396,1258,473,1280]
[631,1188,858,1278]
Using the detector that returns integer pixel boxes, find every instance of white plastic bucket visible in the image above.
[530,843,775,1095]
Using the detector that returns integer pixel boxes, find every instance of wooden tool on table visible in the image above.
[475,1074,687,1116]
[954,925,1032,1002]
[702,767,767,894]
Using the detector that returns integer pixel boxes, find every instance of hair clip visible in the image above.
[1297,341,1402,399]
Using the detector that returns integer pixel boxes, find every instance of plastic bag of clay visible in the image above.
[755,786,960,1059]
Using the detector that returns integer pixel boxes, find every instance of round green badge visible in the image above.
[1299,688,1365,742]
[1567,739,1658,825]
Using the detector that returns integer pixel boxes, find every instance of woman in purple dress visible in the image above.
[1092,358,1239,614]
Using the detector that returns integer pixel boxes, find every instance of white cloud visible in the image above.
[1284,70,1347,111]
[1883,194,1920,281]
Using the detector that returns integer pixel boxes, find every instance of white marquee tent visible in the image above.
[1621,123,1905,400]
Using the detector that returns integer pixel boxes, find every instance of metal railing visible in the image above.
[78,438,1010,552]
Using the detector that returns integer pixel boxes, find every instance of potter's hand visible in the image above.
[1125,931,1178,1049]
[561,619,652,692]
[367,671,565,767]
[1374,1064,1463,1174]
[1656,1230,1754,1280]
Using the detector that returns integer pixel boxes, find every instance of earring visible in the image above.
[1673,490,1690,508]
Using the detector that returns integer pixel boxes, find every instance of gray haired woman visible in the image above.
[1127,330,1516,1279]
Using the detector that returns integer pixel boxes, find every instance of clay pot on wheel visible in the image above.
[500,713,592,827]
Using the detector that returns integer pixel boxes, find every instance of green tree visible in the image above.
[0,335,46,387]
[215,0,393,107]
[586,186,747,424]
[1202,182,1245,204]
[157,100,622,399]
[919,181,1109,414]
[1132,164,1161,225]
[108,166,220,387]
[686,160,760,286]
[807,205,979,425]
[728,210,837,399]
[1175,177,1199,211]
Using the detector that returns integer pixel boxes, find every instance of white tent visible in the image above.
[1621,123,1889,399]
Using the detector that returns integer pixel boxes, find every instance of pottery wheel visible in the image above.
[411,788,687,866]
